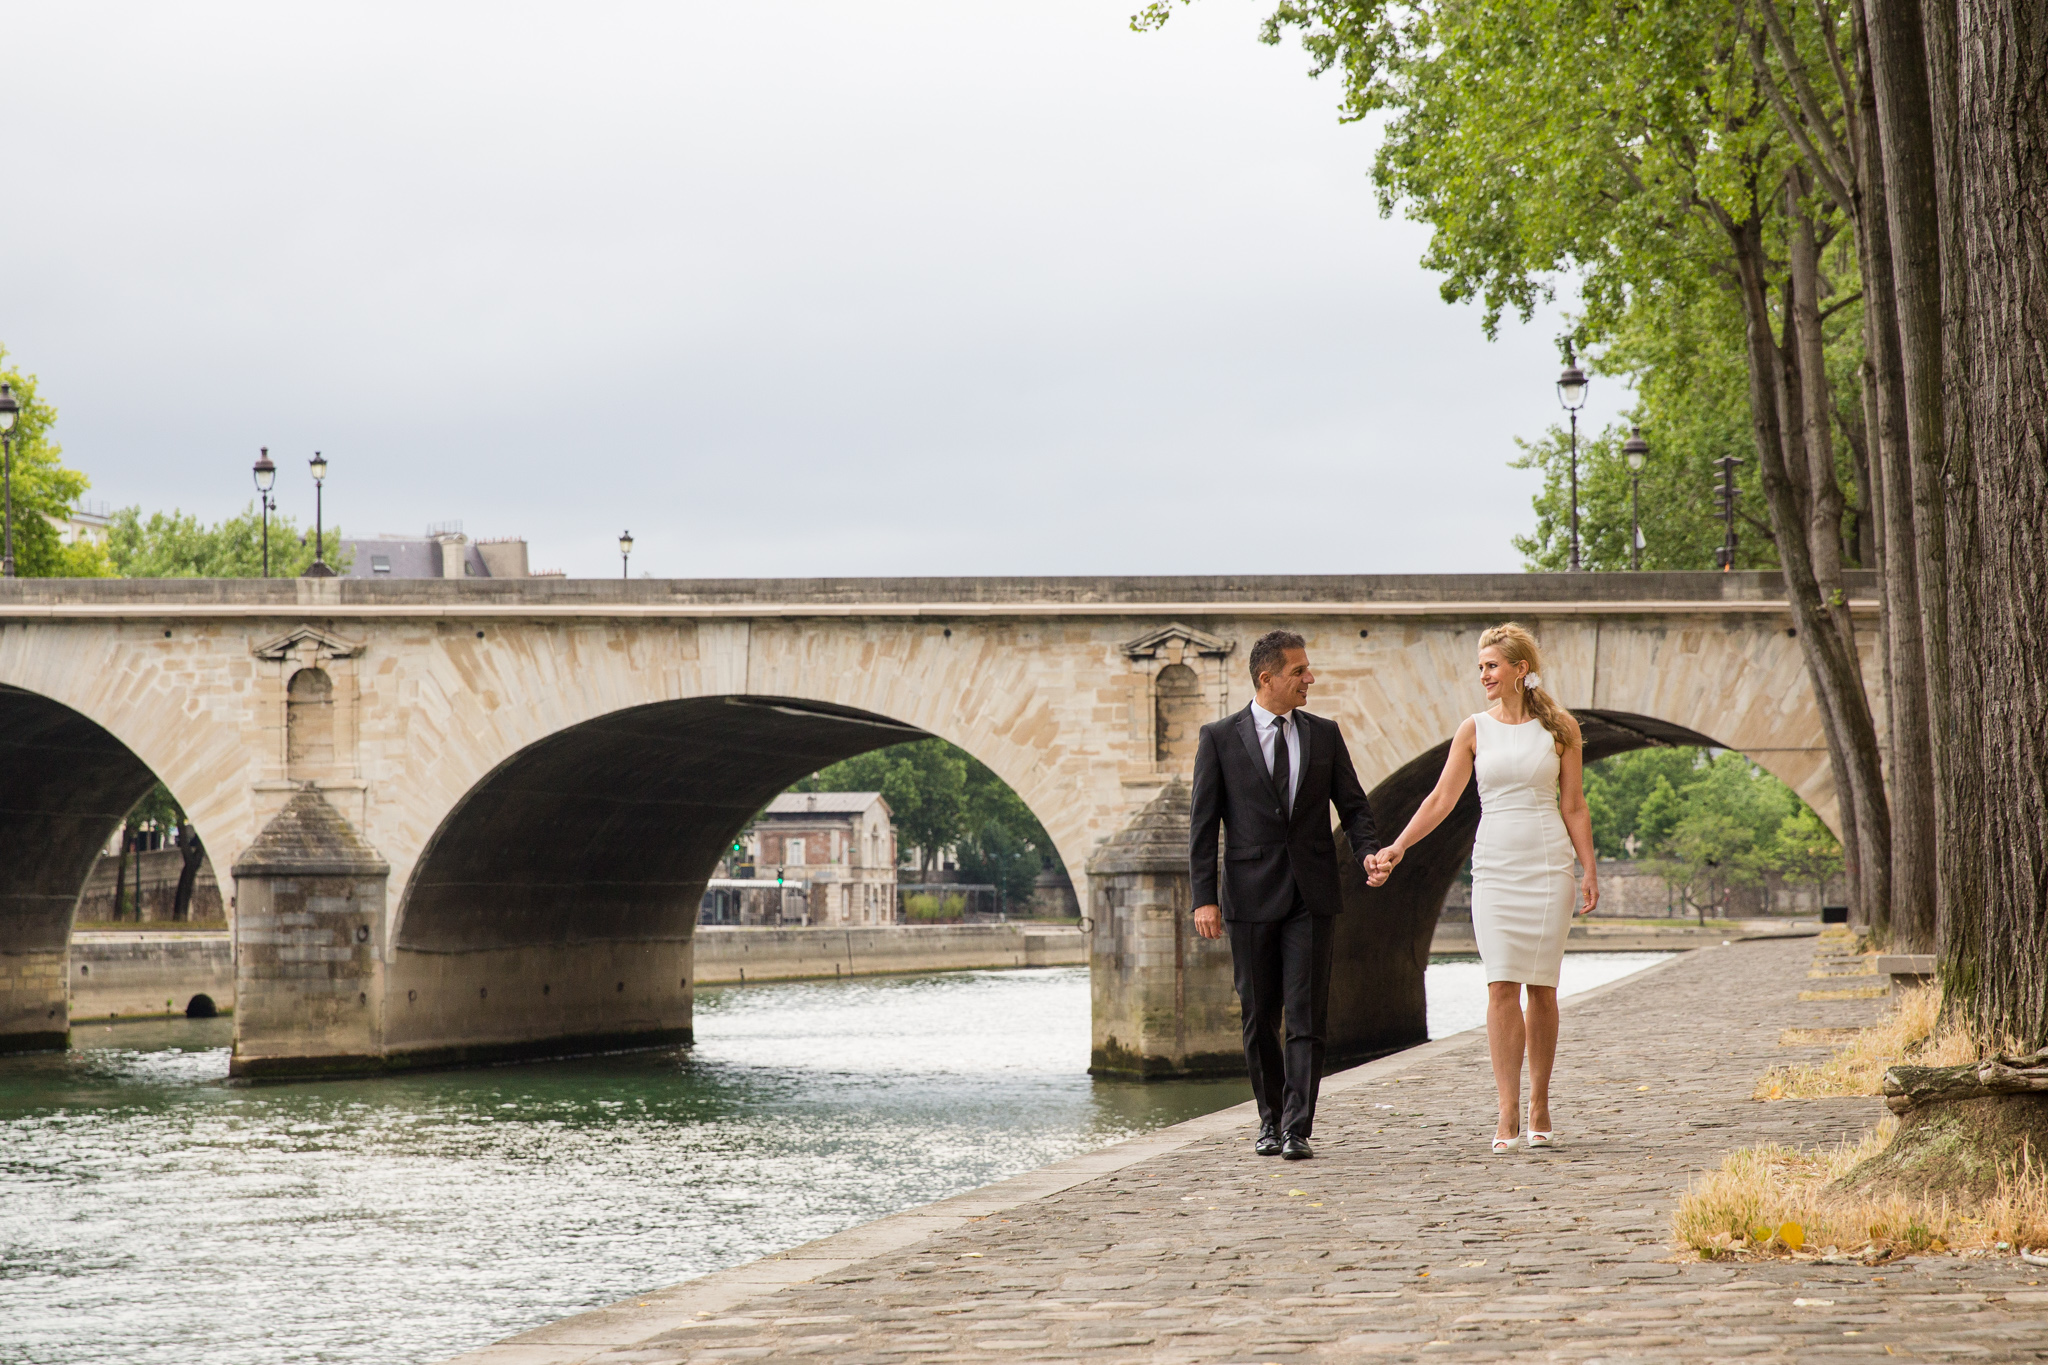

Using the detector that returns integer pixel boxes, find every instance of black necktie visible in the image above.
[1271,715,1291,811]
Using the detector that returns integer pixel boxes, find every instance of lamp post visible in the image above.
[1712,453,1744,571]
[0,383,18,578]
[619,530,634,580]
[1555,349,1589,571]
[1622,426,1649,571]
[252,448,277,577]
[303,451,335,577]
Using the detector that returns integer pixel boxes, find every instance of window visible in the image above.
[371,555,392,575]
[786,838,805,866]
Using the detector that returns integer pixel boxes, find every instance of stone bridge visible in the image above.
[0,573,1878,1078]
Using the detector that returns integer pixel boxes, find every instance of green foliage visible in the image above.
[107,503,349,578]
[903,892,968,923]
[1583,748,1706,856]
[0,350,115,578]
[1587,746,1839,920]
[795,738,1056,908]
[126,782,185,834]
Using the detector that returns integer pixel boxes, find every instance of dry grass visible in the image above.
[1672,1119,2048,1260]
[1755,983,1976,1100]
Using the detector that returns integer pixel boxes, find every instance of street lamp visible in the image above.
[619,530,634,580]
[303,451,335,577]
[252,448,277,578]
[1622,426,1649,571]
[0,382,18,578]
[1556,349,1589,571]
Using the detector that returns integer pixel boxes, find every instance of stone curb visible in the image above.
[438,950,1694,1364]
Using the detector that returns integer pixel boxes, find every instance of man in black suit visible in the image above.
[1190,629,1383,1160]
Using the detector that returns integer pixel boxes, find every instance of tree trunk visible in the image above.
[1788,184,1855,649]
[173,824,204,923]
[1952,0,2048,1049]
[1847,23,1941,954]
[112,827,132,923]
[1727,219,1894,933]
[1922,0,1988,1023]
[1865,0,1953,953]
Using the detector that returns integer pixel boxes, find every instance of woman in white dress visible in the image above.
[1366,623,1599,1152]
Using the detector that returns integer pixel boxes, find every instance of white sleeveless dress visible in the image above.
[1469,711,1578,988]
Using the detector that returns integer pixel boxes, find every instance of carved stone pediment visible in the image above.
[1121,623,1235,660]
[252,626,365,662]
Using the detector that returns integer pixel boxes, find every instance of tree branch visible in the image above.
[1742,14,1856,213]
[1754,0,1860,192]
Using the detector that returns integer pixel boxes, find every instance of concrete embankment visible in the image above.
[70,931,234,1019]
[692,923,1086,984]
[59,924,1086,1024]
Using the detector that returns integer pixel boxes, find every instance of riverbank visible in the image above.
[692,922,1085,983]
[451,936,2047,1363]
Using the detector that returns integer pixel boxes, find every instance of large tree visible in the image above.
[1140,0,1896,931]
[0,352,114,578]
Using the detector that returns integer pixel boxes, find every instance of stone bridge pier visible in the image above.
[0,573,1873,1079]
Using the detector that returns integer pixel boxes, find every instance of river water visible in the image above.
[0,954,1669,1365]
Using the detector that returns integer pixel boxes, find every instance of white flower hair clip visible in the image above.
[1524,673,1542,690]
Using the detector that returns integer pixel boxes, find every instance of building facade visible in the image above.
[750,792,897,927]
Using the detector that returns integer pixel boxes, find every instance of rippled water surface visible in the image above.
[1,955,1670,1365]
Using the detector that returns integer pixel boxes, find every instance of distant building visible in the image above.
[747,791,897,927]
[51,500,112,548]
[341,522,551,579]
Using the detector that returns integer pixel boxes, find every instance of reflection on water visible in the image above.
[0,955,1670,1365]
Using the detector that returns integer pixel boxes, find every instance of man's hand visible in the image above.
[1194,904,1224,939]
[1364,844,1404,886]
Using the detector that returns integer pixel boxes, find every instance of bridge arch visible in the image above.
[0,682,226,1047]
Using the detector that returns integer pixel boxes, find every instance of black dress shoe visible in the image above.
[1281,1134,1313,1160]
[1254,1124,1283,1156]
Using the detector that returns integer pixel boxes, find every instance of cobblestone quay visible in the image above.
[450,939,2048,1363]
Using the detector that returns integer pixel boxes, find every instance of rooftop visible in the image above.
[761,792,887,817]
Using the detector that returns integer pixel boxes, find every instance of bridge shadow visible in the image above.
[1330,709,1728,1065]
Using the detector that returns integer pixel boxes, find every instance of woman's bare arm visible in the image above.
[1368,717,1478,879]
[1558,741,1600,914]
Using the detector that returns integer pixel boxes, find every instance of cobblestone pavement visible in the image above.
[455,939,2048,1364]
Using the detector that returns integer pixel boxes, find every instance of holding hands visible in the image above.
[1364,844,1403,886]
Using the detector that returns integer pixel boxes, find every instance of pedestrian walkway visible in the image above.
[451,938,2048,1363]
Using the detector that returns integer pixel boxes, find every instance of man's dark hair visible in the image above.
[1248,629,1307,688]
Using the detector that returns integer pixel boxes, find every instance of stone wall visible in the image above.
[74,847,226,924]
[69,931,233,1019]
[694,923,1085,984]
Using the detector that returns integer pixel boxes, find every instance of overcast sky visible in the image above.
[5,2,1631,579]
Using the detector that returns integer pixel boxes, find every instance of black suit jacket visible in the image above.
[1189,706,1379,922]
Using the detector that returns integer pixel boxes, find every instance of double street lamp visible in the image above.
[252,449,277,577]
[1623,426,1650,571]
[0,383,18,578]
[1556,350,1589,571]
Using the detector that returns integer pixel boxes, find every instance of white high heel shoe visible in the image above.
[1526,1130,1555,1149]
[1491,1134,1520,1153]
